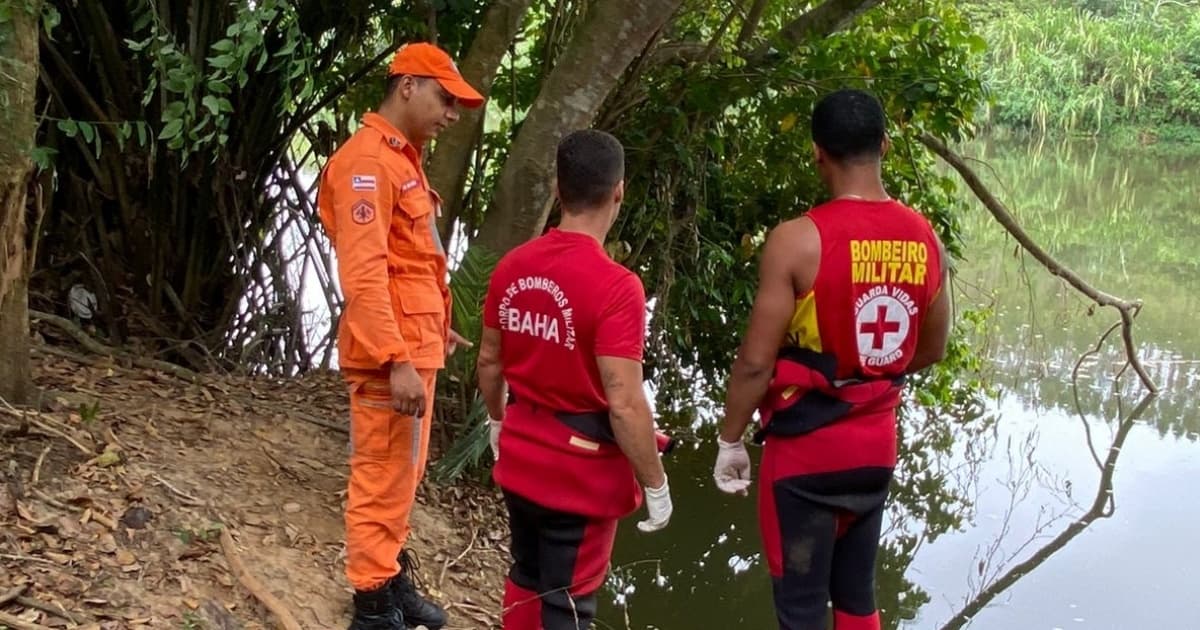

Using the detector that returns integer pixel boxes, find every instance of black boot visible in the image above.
[349,584,406,630]
[390,549,448,630]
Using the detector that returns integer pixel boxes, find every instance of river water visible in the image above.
[596,136,1200,629]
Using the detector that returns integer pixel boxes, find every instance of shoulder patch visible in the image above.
[400,179,421,193]
[351,174,377,191]
[351,199,376,225]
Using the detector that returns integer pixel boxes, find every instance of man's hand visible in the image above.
[446,329,473,357]
[389,361,426,417]
[488,417,502,461]
[636,477,673,533]
[713,437,752,495]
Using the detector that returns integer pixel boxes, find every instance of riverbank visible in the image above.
[0,348,509,629]
[977,123,1200,158]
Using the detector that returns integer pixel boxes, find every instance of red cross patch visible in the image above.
[351,199,375,225]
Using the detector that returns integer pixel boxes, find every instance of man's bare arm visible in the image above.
[719,219,816,443]
[597,355,666,489]
[476,326,507,420]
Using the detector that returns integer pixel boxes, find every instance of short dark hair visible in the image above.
[556,129,625,210]
[811,89,887,163]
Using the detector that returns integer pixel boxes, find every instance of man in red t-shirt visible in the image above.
[714,89,952,630]
[477,129,673,630]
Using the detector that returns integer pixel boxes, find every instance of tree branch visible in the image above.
[0,610,53,630]
[428,0,536,235]
[29,309,201,382]
[652,0,884,70]
[751,0,884,61]
[938,393,1156,630]
[474,0,683,254]
[271,44,403,157]
[920,133,1158,394]
[219,528,304,630]
[735,0,771,50]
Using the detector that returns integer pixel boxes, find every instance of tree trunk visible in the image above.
[748,0,885,62]
[0,0,42,405]
[428,0,535,240]
[474,0,682,255]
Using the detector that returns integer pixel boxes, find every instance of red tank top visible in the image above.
[786,198,943,379]
[762,198,943,478]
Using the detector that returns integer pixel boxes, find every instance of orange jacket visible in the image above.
[318,113,451,371]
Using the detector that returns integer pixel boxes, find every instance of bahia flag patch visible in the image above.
[351,174,377,191]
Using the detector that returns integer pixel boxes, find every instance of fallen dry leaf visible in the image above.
[115,549,137,565]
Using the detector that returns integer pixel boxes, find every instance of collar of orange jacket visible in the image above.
[361,112,422,157]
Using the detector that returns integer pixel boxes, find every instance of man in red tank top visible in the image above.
[476,130,673,630]
[713,89,952,630]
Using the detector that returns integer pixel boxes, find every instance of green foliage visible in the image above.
[970,0,1200,137]
[31,0,486,366]
[124,0,312,159]
[173,522,223,545]
[431,245,500,482]
[609,0,987,413]
[430,396,492,482]
[179,612,203,630]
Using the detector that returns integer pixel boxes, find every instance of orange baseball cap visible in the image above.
[388,42,484,109]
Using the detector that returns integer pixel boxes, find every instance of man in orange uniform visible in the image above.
[317,42,484,630]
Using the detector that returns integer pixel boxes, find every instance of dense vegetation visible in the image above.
[970,0,1200,143]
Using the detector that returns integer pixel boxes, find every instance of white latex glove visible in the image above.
[713,437,752,495]
[636,477,673,533]
[488,418,502,462]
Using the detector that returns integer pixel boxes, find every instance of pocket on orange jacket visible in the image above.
[391,281,445,356]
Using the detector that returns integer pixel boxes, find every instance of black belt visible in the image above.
[508,391,675,454]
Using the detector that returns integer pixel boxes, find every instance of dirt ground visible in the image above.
[0,348,509,630]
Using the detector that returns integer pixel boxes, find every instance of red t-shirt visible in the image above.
[483,228,645,413]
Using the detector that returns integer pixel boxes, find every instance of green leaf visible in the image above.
[141,77,157,107]
[56,119,78,138]
[211,39,235,53]
[78,121,95,144]
[158,118,184,140]
[296,81,313,102]
[202,95,222,116]
[41,5,60,33]
[967,34,987,54]
[29,146,58,172]
[136,121,148,146]
[207,79,232,94]
[208,54,235,69]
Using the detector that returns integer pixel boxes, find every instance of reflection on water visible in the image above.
[596,137,1199,629]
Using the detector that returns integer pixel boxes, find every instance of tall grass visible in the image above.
[970,0,1200,138]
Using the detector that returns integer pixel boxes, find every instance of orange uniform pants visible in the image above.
[344,367,437,592]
